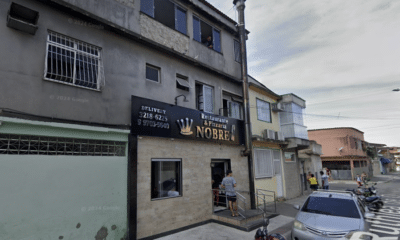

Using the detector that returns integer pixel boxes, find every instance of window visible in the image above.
[0,134,126,156]
[193,16,221,52]
[146,64,160,82]
[140,0,187,35]
[176,74,189,91]
[284,151,296,162]
[45,31,103,90]
[256,99,271,122]
[222,94,242,119]
[151,159,182,199]
[301,197,360,219]
[254,149,274,178]
[196,83,214,113]
[234,39,241,62]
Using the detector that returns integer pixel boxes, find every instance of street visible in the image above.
[329,174,400,239]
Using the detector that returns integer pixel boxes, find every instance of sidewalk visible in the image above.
[329,172,399,184]
[155,194,310,240]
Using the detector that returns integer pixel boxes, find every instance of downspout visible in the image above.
[233,0,255,209]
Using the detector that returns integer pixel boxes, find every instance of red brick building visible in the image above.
[308,128,370,180]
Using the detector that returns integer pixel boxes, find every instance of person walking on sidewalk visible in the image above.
[320,171,329,190]
[221,169,238,217]
[356,174,363,187]
[309,174,318,191]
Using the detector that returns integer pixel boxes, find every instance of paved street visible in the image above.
[329,172,400,239]
[156,172,400,240]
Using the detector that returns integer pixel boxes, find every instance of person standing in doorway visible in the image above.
[221,169,238,217]
[320,171,329,190]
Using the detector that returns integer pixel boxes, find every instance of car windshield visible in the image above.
[301,196,360,219]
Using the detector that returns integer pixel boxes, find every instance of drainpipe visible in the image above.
[234,0,255,209]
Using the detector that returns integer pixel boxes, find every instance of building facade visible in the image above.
[248,78,310,200]
[0,0,249,239]
[308,128,370,180]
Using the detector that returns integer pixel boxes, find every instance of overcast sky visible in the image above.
[208,0,400,147]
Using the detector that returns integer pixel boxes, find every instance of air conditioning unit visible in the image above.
[272,103,284,112]
[263,129,275,140]
[276,131,285,141]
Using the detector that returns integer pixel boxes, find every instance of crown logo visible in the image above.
[177,118,193,135]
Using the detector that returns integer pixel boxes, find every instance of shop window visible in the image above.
[140,0,187,35]
[196,83,214,113]
[256,99,271,123]
[45,31,104,90]
[146,64,160,82]
[151,159,182,199]
[284,151,296,162]
[193,16,221,52]
[234,39,241,62]
[254,149,274,178]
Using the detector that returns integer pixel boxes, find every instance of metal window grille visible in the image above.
[0,134,126,156]
[44,31,104,90]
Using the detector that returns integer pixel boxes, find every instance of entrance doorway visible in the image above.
[211,159,230,212]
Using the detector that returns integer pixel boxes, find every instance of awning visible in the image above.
[380,158,392,164]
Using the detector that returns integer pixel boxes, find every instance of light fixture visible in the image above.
[174,95,188,105]
[393,88,400,92]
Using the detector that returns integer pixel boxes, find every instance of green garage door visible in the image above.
[0,120,128,240]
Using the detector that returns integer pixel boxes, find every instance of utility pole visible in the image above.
[233,0,255,209]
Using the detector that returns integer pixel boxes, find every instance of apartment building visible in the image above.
[0,0,249,239]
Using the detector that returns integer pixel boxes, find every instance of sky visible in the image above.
[208,0,400,147]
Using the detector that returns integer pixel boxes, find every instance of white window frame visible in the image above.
[228,100,242,119]
[197,83,214,114]
[254,149,274,178]
[44,31,104,91]
[256,99,271,123]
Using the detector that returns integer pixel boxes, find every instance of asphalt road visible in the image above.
[329,174,400,240]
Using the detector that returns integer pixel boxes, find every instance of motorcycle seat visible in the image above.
[366,196,379,202]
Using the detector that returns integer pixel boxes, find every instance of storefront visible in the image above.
[131,96,248,239]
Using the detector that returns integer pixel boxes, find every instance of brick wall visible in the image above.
[136,136,248,239]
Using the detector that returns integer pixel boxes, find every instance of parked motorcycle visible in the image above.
[359,195,384,211]
[346,183,377,197]
[254,213,286,240]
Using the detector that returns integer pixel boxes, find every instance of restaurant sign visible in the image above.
[131,96,244,145]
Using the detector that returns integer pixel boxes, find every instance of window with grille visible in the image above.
[140,0,187,35]
[254,149,274,178]
[0,134,126,156]
[45,31,104,90]
[257,99,271,123]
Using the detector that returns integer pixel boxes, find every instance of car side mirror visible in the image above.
[293,205,300,210]
[365,212,375,219]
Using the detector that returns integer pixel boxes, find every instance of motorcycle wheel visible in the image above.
[373,202,380,210]
[377,201,384,208]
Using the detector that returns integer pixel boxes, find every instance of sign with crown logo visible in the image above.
[131,96,244,145]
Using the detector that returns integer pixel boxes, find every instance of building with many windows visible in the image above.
[0,0,251,239]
